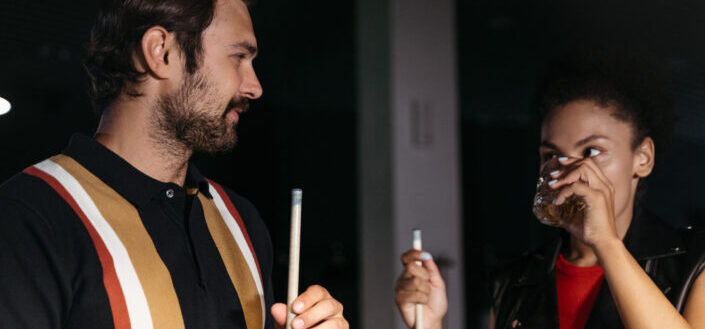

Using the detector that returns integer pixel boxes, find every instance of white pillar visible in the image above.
[358,0,464,327]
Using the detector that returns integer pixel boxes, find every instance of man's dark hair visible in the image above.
[535,49,677,199]
[84,0,218,113]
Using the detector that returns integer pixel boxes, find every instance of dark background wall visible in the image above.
[3,1,705,328]
[0,0,358,326]
[459,0,705,326]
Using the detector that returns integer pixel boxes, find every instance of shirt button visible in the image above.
[166,189,175,198]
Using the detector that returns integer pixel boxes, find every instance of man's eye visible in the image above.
[584,147,601,158]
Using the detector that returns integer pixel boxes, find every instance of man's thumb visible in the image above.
[271,303,288,326]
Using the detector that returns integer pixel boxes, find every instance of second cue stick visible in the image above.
[286,189,303,329]
[413,229,423,329]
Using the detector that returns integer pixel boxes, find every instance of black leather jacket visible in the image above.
[490,208,705,329]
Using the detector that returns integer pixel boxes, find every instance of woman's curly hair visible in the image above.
[535,49,677,199]
[537,49,677,157]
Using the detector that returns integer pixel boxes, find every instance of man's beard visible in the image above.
[152,71,249,155]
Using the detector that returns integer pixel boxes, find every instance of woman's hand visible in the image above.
[548,156,620,248]
[394,250,447,329]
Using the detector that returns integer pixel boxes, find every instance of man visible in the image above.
[0,0,348,328]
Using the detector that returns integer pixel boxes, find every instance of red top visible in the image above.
[555,254,604,329]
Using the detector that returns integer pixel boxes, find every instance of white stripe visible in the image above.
[208,183,266,328]
[35,159,154,329]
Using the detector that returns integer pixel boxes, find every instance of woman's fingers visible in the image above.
[395,289,430,305]
[400,249,427,265]
[550,159,611,196]
[422,254,445,288]
[400,249,444,288]
[580,158,614,194]
[396,276,432,294]
[399,262,430,281]
[554,180,596,206]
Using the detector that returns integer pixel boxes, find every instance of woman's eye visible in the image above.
[584,147,601,158]
[542,153,557,161]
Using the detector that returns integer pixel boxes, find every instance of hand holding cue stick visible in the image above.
[413,229,423,329]
[286,189,303,329]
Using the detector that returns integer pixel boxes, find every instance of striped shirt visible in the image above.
[0,134,274,329]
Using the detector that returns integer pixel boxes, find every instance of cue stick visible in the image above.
[286,189,303,329]
[413,229,423,329]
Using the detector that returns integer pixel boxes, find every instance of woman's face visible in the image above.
[539,100,652,222]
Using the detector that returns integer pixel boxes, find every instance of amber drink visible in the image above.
[532,158,584,226]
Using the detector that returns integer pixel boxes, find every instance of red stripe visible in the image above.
[25,166,132,329]
[206,179,263,283]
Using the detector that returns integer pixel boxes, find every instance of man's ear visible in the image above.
[633,137,655,178]
[139,26,175,79]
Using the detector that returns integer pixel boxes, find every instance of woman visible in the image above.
[394,54,705,329]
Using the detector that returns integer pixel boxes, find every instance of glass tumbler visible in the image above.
[532,157,585,226]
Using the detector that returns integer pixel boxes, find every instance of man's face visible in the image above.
[154,0,262,154]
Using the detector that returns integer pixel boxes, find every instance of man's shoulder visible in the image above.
[0,166,64,211]
[0,163,87,242]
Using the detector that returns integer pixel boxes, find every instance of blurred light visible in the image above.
[0,96,11,115]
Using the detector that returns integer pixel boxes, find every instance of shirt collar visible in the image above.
[62,133,212,208]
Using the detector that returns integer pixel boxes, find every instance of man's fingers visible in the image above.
[271,303,287,326]
[292,297,343,329]
[309,318,349,329]
[292,285,330,314]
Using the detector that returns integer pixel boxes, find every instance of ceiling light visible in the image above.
[0,97,11,116]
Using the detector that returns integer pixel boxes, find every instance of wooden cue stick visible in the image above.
[413,229,423,329]
[286,189,303,329]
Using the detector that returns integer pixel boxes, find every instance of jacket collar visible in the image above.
[526,207,685,284]
[622,207,686,260]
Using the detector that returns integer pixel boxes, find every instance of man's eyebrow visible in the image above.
[227,42,258,55]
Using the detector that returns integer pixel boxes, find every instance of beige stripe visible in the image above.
[52,155,185,329]
[199,194,263,329]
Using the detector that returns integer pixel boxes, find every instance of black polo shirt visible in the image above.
[0,134,274,329]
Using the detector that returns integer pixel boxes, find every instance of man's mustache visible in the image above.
[227,99,250,113]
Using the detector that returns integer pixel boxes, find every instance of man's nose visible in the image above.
[240,68,263,99]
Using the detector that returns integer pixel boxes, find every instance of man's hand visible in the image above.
[271,285,348,329]
[395,250,447,329]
